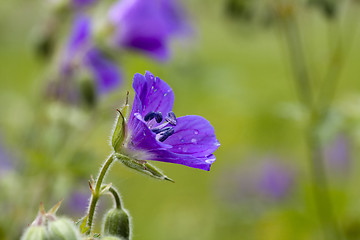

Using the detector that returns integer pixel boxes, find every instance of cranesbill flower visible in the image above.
[62,14,122,94]
[108,0,189,61]
[114,71,220,171]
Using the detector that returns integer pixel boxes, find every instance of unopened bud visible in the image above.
[103,208,130,240]
[20,226,47,240]
[47,217,82,240]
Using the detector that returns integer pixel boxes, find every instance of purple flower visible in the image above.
[66,191,89,216]
[257,160,295,200]
[216,157,296,206]
[323,133,351,175]
[0,141,14,177]
[108,0,189,61]
[119,71,220,171]
[62,14,122,94]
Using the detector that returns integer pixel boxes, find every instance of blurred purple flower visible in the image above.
[66,191,89,215]
[323,133,351,175]
[72,0,97,9]
[0,142,14,177]
[62,14,122,94]
[108,0,189,61]
[257,160,295,200]
[120,71,220,170]
[217,157,296,206]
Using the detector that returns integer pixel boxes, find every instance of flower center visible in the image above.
[144,111,177,142]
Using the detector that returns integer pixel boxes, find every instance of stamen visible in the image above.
[144,111,156,122]
[152,126,172,134]
[159,128,175,142]
[155,112,163,123]
[165,112,177,125]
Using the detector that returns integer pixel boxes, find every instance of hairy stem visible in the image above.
[86,154,115,233]
[108,186,122,209]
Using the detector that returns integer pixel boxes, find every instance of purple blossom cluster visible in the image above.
[53,0,189,99]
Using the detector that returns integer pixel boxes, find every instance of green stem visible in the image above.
[306,114,341,240]
[87,154,115,233]
[281,14,313,109]
[108,186,122,209]
[279,10,341,240]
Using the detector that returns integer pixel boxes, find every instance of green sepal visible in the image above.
[114,153,174,182]
[102,208,130,240]
[112,94,129,153]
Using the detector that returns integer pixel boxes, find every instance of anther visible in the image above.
[155,112,163,123]
[144,111,156,121]
[159,128,175,142]
[165,112,177,125]
[152,126,172,134]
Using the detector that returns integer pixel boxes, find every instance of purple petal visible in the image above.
[62,14,91,74]
[108,0,187,60]
[66,14,91,59]
[165,115,220,158]
[84,48,122,94]
[127,113,171,152]
[129,71,174,127]
[161,0,189,35]
[146,150,216,171]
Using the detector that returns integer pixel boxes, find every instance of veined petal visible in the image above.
[146,150,216,171]
[129,71,174,126]
[84,48,122,94]
[165,115,220,157]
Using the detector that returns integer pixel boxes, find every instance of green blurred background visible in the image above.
[1,0,360,239]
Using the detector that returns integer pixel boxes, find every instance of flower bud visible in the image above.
[47,217,82,240]
[103,208,130,240]
[20,226,48,240]
[21,201,82,240]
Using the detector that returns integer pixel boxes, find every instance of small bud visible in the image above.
[47,217,82,240]
[20,226,48,240]
[112,93,129,152]
[21,201,81,240]
[103,209,130,240]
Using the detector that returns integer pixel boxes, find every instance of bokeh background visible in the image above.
[1,0,360,239]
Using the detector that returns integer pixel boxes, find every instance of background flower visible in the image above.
[108,0,189,61]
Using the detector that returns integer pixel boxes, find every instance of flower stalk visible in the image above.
[86,154,115,233]
[277,4,342,240]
